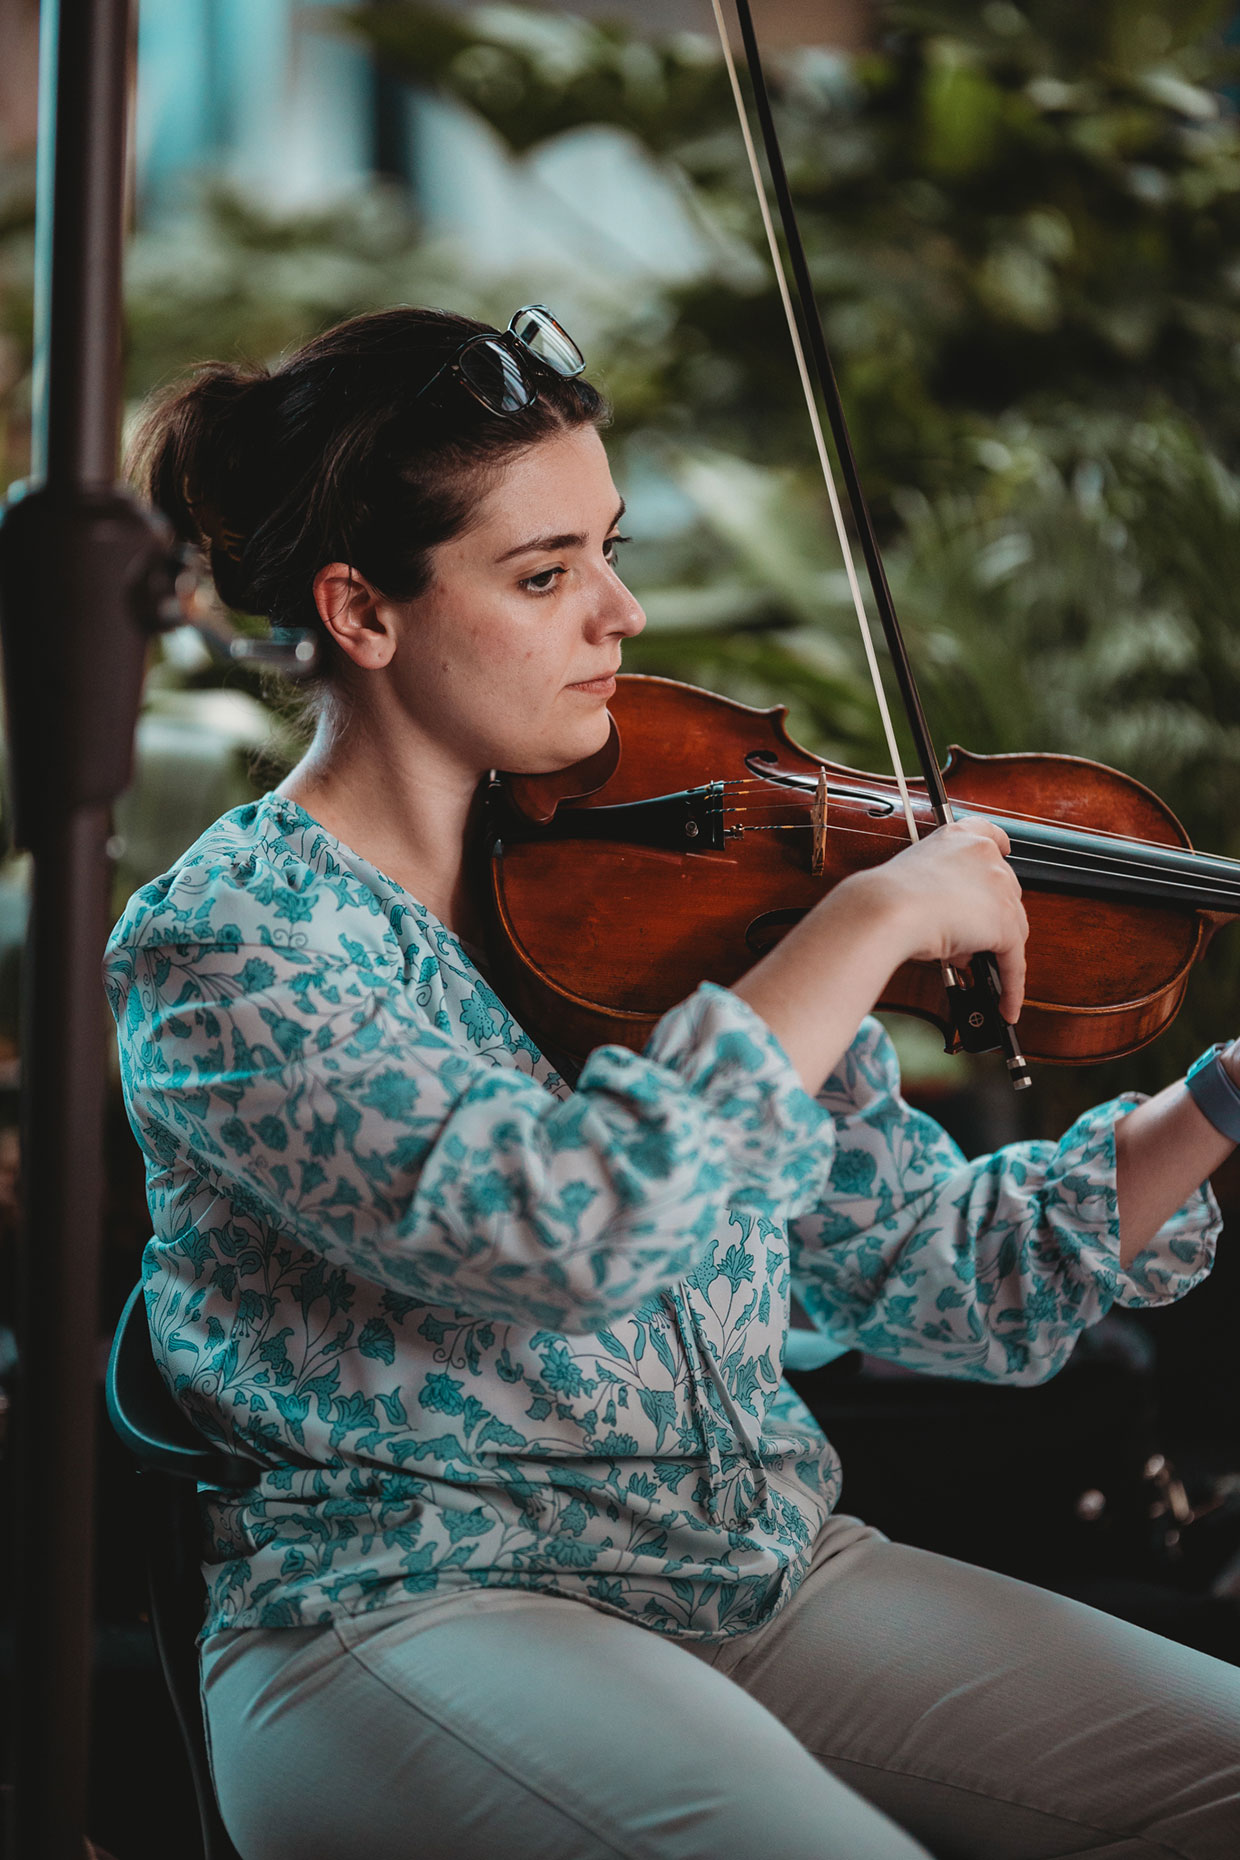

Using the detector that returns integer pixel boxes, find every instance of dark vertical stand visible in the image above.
[0,2,168,1855]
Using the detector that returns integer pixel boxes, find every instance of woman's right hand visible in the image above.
[851,818,1028,1025]
[731,815,1028,1096]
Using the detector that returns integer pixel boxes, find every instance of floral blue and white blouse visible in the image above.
[104,793,1219,1642]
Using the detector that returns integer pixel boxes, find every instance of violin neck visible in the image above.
[1000,813,1240,916]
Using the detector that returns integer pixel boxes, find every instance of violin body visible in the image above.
[487,676,1236,1069]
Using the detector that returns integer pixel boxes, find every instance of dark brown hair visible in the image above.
[129,305,608,656]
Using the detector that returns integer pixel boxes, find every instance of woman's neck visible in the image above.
[277,711,489,942]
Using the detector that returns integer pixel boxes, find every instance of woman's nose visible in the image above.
[592,571,646,642]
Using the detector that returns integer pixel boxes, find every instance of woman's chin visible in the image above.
[507,711,613,776]
[568,710,614,766]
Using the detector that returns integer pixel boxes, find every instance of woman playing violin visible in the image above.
[107,305,1240,1860]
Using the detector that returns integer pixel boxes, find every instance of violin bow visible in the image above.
[708,0,1031,1090]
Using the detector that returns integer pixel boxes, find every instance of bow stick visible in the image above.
[707,0,1031,1090]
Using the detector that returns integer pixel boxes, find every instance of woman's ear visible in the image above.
[312,563,397,670]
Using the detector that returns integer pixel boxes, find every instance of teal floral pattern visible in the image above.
[105,793,1219,1639]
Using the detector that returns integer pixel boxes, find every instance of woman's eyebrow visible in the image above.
[495,499,626,563]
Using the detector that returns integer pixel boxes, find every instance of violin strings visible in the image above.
[726,791,1226,872]
[715,774,1240,889]
[717,774,1240,864]
[726,790,1174,846]
[726,811,1240,905]
[729,816,1240,905]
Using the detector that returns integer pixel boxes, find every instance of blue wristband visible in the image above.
[1185,1043,1240,1145]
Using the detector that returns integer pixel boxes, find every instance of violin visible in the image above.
[486,674,1240,1070]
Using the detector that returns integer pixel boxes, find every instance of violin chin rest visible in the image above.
[499,715,621,825]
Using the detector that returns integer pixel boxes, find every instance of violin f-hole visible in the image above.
[746,908,808,956]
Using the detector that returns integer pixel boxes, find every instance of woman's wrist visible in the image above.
[834,866,925,968]
[1114,1075,1230,1266]
[1114,1042,1239,1264]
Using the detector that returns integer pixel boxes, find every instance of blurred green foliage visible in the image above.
[122,186,485,407]
[343,0,1240,473]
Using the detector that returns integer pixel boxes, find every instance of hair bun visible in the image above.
[129,363,272,589]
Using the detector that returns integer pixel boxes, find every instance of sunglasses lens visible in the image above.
[458,339,532,414]
[509,306,586,377]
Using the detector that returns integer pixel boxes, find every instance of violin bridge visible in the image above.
[811,768,829,877]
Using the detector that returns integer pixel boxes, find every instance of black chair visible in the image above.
[106,1282,256,1860]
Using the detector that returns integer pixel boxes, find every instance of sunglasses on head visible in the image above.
[414,305,586,416]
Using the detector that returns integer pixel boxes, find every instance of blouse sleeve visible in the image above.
[788,1017,1220,1386]
[108,930,833,1333]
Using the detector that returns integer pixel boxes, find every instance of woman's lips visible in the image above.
[567,673,618,696]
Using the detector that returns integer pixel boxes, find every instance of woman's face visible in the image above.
[384,424,646,777]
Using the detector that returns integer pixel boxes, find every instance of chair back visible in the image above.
[106,1283,255,1488]
[106,1280,252,1860]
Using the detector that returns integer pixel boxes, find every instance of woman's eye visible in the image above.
[519,536,631,593]
[519,566,564,594]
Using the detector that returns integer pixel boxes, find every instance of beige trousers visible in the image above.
[200,1517,1240,1859]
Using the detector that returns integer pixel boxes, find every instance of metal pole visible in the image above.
[11,809,112,1860]
[32,0,130,490]
[0,2,167,1853]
